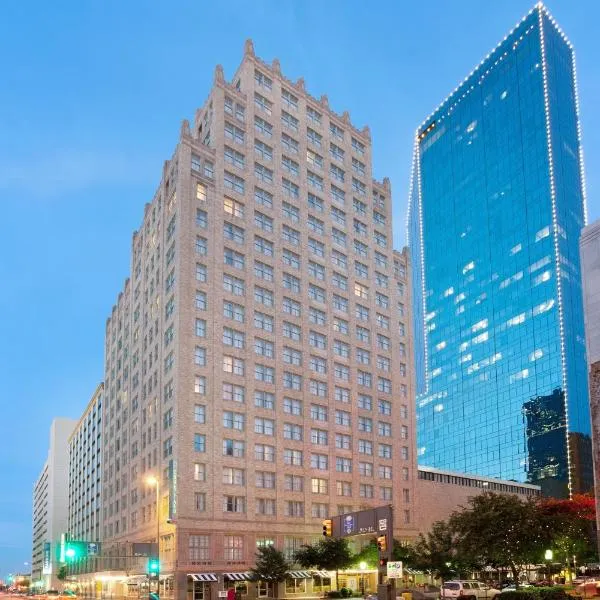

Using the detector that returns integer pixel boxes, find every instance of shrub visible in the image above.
[500,592,537,600]
[500,588,572,600]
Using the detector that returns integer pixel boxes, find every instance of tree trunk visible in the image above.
[510,564,519,589]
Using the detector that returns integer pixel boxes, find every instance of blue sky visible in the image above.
[1,0,599,576]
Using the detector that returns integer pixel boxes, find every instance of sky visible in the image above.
[1,0,599,576]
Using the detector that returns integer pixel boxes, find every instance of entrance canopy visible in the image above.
[189,574,218,582]
[224,573,252,581]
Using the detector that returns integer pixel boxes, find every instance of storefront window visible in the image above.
[285,579,306,594]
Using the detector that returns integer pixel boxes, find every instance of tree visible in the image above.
[412,520,468,582]
[538,494,598,580]
[56,566,67,581]
[451,492,552,587]
[295,538,354,589]
[354,538,416,568]
[249,546,289,594]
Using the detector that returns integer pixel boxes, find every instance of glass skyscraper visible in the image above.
[409,4,592,497]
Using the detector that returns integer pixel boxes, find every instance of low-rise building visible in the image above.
[416,466,541,533]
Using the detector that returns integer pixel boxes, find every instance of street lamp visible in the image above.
[359,562,367,596]
[146,476,160,597]
[544,550,553,584]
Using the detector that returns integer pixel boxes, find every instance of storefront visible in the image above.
[186,571,331,600]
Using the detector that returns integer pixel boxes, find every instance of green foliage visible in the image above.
[294,538,354,571]
[249,546,289,583]
[450,492,552,583]
[354,538,415,569]
[412,520,473,580]
[499,588,572,600]
[56,566,67,581]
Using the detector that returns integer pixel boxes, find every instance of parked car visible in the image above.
[441,581,500,600]
[500,585,533,593]
[397,587,440,600]
[576,581,600,595]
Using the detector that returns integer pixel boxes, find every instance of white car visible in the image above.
[500,585,533,593]
[441,581,500,600]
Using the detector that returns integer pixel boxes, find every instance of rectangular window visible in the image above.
[255,364,275,384]
[255,443,275,462]
[282,297,301,317]
[281,132,299,154]
[224,247,245,270]
[223,383,245,403]
[225,145,245,169]
[254,92,272,114]
[255,116,273,138]
[282,110,299,132]
[284,449,303,466]
[194,463,206,481]
[223,355,244,376]
[194,404,206,424]
[195,236,208,256]
[255,286,274,307]
[223,327,245,349]
[255,139,273,161]
[194,433,206,453]
[255,337,274,358]
[283,397,303,415]
[223,221,245,244]
[194,346,206,366]
[284,474,304,492]
[255,187,273,209]
[223,496,246,514]
[223,439,245,458]
[224,171,244,194]
[223,411,245,431]
[255,390,275,410]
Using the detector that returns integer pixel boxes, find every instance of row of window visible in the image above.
[191,435,410,462]
[252,70,368,160]
[192,465,406,487]
[195,285,407,340]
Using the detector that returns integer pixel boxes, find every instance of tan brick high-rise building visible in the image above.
[101,40,416,600]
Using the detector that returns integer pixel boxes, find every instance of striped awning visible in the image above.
[126,576,148,584]
[287,571,312,579]
[404,568,423,575]
[224,573,252,581]
[189,573,218,582]
[312,571,331,578]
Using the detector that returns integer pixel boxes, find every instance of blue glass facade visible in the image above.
[409,5,592,497]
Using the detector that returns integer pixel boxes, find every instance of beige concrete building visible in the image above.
[415,466,540,533]
[580,220,600,547]
[66,383,103,581]
[32,418,77,590]
[100,40,416,600]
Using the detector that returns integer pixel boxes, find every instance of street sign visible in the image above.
[331,505,393,560]
[387,562,403,579]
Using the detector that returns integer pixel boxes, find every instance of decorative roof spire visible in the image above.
[180,119,190,138]
[214,64,224,84]
[244,39,255,57]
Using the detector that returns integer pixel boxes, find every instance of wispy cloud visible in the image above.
[0,149,158,198]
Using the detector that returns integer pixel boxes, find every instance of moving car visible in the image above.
[441,581,500,600]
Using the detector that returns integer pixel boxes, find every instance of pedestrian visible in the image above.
[227,587,236,600]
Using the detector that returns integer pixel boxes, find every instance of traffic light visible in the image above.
[147,557,160,578]
[322,519,332,537]
[377,535,387,553]
[64,542,85,562]
[379,558,388,568]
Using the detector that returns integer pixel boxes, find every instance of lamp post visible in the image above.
[544,550,553,584]
[359,562,367,596]
[146,476,160,598]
